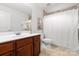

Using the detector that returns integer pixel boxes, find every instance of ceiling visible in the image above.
[30,3,78,14]
[40,3,78,13]
[0,3,78,16]
[0,3,32,16]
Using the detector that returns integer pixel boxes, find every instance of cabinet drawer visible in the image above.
[16,37,33,48]
[0,42,13,55]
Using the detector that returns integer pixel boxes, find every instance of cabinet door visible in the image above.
[17,43,33,56]
[34,35,40,56]
[16,38,33,48]
[1,52,14,56]
[0,42,14,56]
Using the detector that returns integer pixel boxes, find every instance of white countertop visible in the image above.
[0,33,41,43]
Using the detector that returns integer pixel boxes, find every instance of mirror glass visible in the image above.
[0,3,32,32]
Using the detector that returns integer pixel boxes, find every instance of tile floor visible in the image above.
[40,44,79,56]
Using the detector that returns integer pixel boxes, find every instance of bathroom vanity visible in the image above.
[0,34,40,56]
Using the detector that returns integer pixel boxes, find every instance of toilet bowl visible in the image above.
[42,38,52,48]
[42,38,52,43]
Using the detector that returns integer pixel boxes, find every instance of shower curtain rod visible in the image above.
[44,5,78,16]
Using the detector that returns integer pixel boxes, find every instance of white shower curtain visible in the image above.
[43,9,78,50]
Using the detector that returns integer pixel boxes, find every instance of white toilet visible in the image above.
[41,38,52,48]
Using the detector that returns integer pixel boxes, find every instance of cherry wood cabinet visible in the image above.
[1,52,14,56]
[0,35,40,56]
[17,44,33,56]
[33,35,40,56]
[0,41,14,56]
[16,37,33,56]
